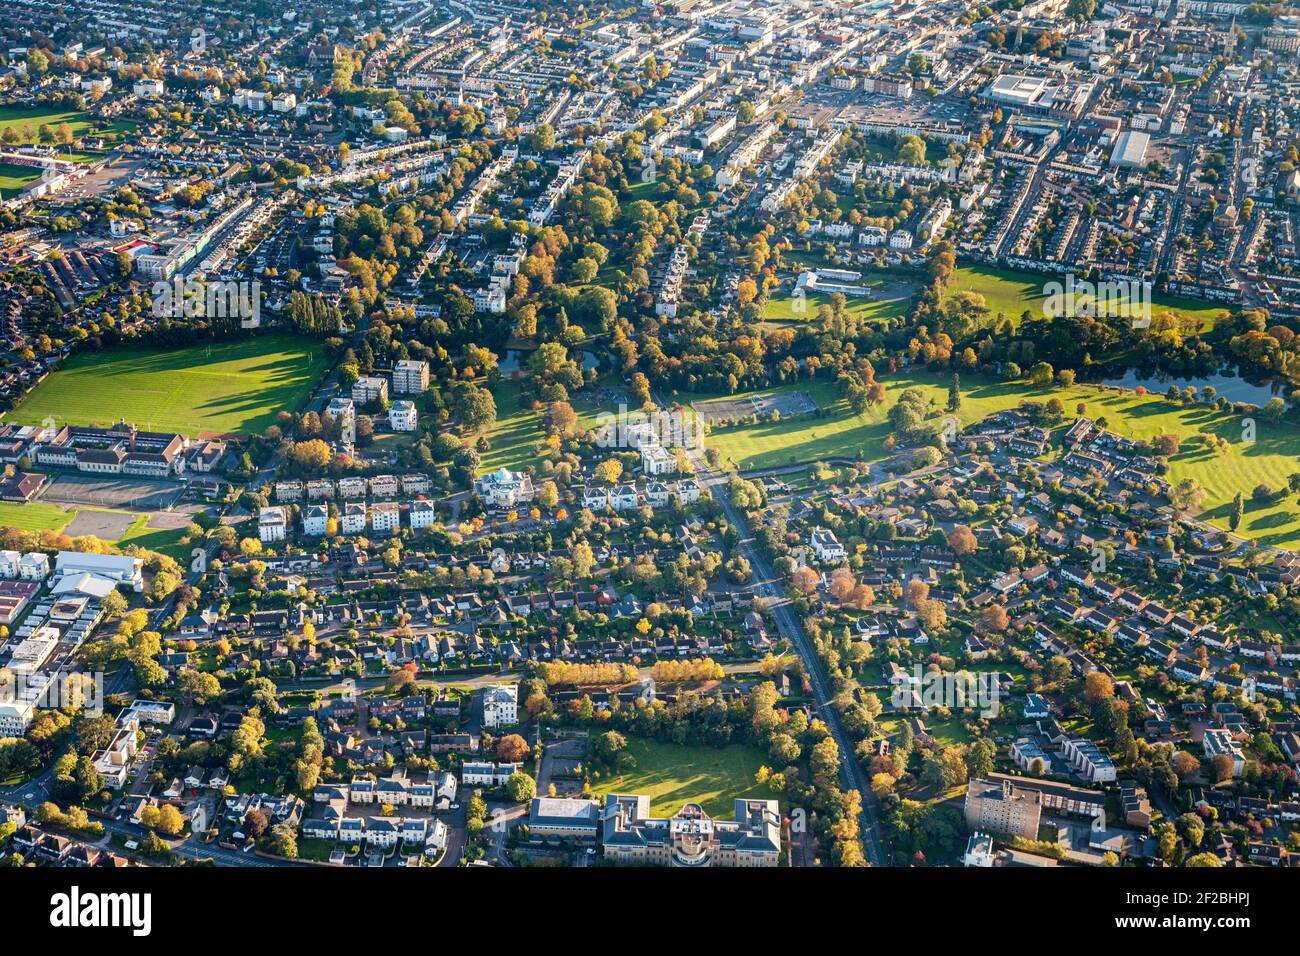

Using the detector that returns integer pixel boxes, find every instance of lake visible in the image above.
[1096,367,1286,406]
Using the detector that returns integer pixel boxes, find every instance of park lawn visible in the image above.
[590,737,779,818]
[692,372,1300,547]
[479,378,547,476]
[0,502,188,557]
[115,514,188,561]
[946,264,1230,329]
[0,106,135,153]
[690,377,963,471]
[0,500,74,533]
[0,162,40,199]
[763,284,911,326]
[479,376,624,476]
[6,334,325,437]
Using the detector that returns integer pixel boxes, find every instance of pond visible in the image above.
[498,348,602,375]
[1095,367,1286,406]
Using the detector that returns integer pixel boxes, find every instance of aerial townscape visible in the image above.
[0,0,1296,901]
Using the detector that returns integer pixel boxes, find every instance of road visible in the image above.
[684,445,886,865]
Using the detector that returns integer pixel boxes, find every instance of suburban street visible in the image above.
[686,446,886,866]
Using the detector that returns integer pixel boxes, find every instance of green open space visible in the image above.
[945,264,1230,329]
[479,375,623,476]
[0,104,135,154]
[589,737,779,818]
[690,372,1300,548]
[0,501,187,557]
[0,162,41,199]
[7,334,325,437]
[762,282,912,326]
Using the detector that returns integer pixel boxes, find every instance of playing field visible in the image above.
[0,162,40,199]
[0,500,73,533]
[589,738,779,818]
[946,264,1230,329]
[0,105,134,149]
[0,501,187,557]
[7,335,325,437]
[692,374,1300,548]
[763,269,915,326]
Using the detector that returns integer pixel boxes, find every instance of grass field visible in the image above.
[0,500,74,533]
[0,105,135,155]
[0,162,41,199]
[479,378,547,476]
[946,264,1230,329]
[478,376,622,475]
[763,288,911,326]
[0,502,186,556]
[691,373,1300,547]
[7,335,325,437]
[762,269,916,328]
[590,738,779,818]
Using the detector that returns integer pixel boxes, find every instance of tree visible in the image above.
[289,439,332,471]
[1169,477,1206,517]
[156,804,184,836]
[595,458,623,485]
[1083,671,1114,705]
[1230,492,1244,532]
[177,668,221,706]
[452,382,497,432]
[1027,362,1054,386]
[1210,753,1236,783]
[947,374,961,411]
[947,524,977,555]
[243,808,269,838]
[1153,433,1181,457]
[965,739,996,779]
[981,604,1010,632]
[572,541,595,579]
[265,822,298,859]
[897,134,927,164]
[495,734,531,763]
[1171,751,1200,780]
[506,771,536,803]
[597,730,627,761]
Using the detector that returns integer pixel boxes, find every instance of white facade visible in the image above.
[370,504,400,533]
[302,505,329,537]
[461,761,520,786]
[341,503,367,535]
[482,684,518,728]
[259,506,288,543]
[390,400,418,432]
[409,501,437,530]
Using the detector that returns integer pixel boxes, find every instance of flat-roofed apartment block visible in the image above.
[964,777,1042,840]
[391,359,429,394]
[601,796,781,867]
[986,773,1105,818]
